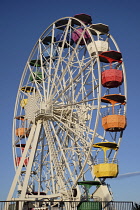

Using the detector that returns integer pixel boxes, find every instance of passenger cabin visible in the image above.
[42,36,56,45]
[21,86,35,93]
[56,32,74,48]
[93,142,119,178]
[73,13,92,25]
[101,94,127,132]
[77,181,102,208]
[30,36,57,71]
[42,36,57,58]
[87,23,109,56]
[55,19,69,30]
[15,115,25,121]
[72,28,90,45]
[72,14,92,45]
[30,55,56,69]
[15,144,29,153]
[15,157,29,167]
[99,51,123,88]
[15,128,30,138]
[29,72,43,83]
[30,59,42,67]
[20,99,28,108]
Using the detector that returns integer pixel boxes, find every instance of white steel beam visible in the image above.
[19,120,42,199]
[6,124,36,201]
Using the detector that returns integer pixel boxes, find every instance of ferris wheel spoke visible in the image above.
[74,61,98,102]
[43,120,72,193]
[27,64,43,98]
[49,19,73,96]
[53,45,94,100]
[49,121,77,182]
[7,123,37,200]
[52,57,96,103]
[49,120,92,183]
[20,121,42,199]
[53,114,91,148]
[53,104,98,139]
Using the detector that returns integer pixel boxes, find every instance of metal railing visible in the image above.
[93,158,118,165]
[0,200,134,210]
[102,109,126,117]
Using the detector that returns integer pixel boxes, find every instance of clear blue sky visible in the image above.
[1,0,140,203]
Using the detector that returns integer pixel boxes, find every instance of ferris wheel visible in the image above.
[7,14,127,208]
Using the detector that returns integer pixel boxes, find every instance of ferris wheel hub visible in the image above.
[35,101,53,121]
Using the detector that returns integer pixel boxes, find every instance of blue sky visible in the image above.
[1,0,140,203]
